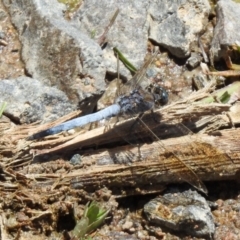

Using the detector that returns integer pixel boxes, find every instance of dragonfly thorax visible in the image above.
[116,89,154,115]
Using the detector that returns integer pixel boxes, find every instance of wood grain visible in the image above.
[26,128,240,195]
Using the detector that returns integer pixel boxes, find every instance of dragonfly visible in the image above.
[27,49,208,194]
[27,50,168,140]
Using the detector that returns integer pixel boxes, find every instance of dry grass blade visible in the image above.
[97,8,119,46]
[207,70,240,77]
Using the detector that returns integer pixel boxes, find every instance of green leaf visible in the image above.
[86,202,101,225]
[200,81,240,103]
[72,216,89,238]
[113,47,137,74]
[79,201,110,235]
[0,102,6,118]
[86,208,110,234]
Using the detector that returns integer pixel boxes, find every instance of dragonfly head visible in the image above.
[148,84,169,106]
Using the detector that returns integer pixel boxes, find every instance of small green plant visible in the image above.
[90,29,97,39]
[113,47,137,74]
[72,201,110,239]
[58,0,82,13]
[0,102,6,118]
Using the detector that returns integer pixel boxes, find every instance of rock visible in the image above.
[122,221,134,231]
[144,189,215,238]
[106,232,139,240]
[0,7,7,22]
[0,76,75,123]
[1,0,212,124]
[2,0,106,110]
[69,154,82,166]
[186,52,203,69]
[149,0,210,58]
[72,0,149,78]
[73,0,210,71]
[210,0,240,61]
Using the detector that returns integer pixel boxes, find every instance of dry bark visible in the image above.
[1,88,240,195]
[25,128,240,196]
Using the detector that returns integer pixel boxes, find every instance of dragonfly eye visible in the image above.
[157,87,169,106]
[148,84,169,106]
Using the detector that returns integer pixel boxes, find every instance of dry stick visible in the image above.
[26,128,240,194]
[27,103,238,194]
[97,8,119,46]
[207,70,240,77]
[198,36,209,63]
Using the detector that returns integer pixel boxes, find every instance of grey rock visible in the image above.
[106,232,139,240]
[210,0,240,61]
[0,8,7,22]
[2,0,106,109]
[192,70,210,89]
[69,154,82,165]
[187,52,203,69]
[0,31,6,39]
[144,189,215,238]
[0,76,75,124]
[149,0,210,58]
[72,0,150,78]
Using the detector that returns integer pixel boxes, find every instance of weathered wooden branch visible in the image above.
[25,128,240,195]
[1,88,240,195]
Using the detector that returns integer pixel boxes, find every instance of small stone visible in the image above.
[144,189,215,238]
[122,221,133,230]
[187,52,203,69]
[149,0,210,58]
[69,154,82,165]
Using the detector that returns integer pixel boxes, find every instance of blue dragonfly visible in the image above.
[27,50,168,141]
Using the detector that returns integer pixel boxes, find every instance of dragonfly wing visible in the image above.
[119,50,159,95]
[132,117,209,195]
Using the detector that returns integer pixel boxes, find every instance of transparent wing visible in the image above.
[117,50,159,96]
[129,50,159,90]
[139,119,209,194]
[111,50,162,159]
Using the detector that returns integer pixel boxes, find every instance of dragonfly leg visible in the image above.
[151,109,161,124]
